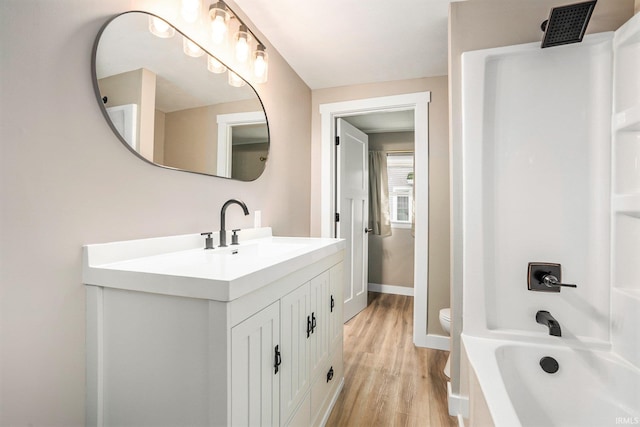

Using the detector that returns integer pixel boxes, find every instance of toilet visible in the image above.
[439,308,451,378]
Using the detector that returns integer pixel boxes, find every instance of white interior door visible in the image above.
[106,104,137,150]
[336,118,369,322]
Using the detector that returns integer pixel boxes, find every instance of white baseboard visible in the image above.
[368,282,414,296]
[448,382,469,419]
[414,333,450,351]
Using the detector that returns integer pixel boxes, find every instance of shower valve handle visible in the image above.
[542,274,577,288]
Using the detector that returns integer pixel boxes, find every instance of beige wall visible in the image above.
[448,0,634,398]
[138,68,157,160]
[154,109,166,164]
[164,106,218,174]
[368,131,414,152]
[163,98,263,176]
[0,0,311,424]
[311,76,450,336]
[368,229,415,287]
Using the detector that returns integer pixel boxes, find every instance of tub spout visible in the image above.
[536,310,561,337]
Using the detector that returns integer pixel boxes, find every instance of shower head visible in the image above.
[540,0,597,48]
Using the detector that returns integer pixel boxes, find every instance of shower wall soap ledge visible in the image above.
[614,106,640,131]
[613,195,640,216]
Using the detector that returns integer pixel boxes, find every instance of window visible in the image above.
[387,153,414,228]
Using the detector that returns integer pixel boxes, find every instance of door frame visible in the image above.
[319,92,432,348]
[216,111,267,178]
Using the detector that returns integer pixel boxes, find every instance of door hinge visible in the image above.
[335,213,340,222]
[335,136,340,146]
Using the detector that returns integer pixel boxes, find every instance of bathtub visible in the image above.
[463,334,640,427]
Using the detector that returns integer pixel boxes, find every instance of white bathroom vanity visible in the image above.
[83,227,345,427]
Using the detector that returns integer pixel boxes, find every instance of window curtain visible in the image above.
[368,151,391,237]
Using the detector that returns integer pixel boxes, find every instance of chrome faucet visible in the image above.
[536,310,561,337]
[219,199,249,247]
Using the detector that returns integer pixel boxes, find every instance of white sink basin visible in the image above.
[82,228,345,301]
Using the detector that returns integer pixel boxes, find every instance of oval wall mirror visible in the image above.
[92,11,269,181]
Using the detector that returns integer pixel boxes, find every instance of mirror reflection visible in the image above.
[92,11,269,181]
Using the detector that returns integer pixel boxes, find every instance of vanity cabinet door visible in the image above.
[230,301,280,427]
[309,271,330,381]
[329,262,344,351]
[280,283,311,424]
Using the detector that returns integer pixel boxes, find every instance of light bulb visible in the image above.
[254,56,266,77]
[209,3,230,45]
[228,71,246,88]
[207,55,227,74]
[183,37,204,57]
[181,0,201,23]
[148,16,175,38]
[234,26,252,64]
[253,47,268,84]
[211,16,227,43]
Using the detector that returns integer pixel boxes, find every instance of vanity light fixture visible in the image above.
[148,16,175,38]
[207,55,227,73]
[253,44,268,84]
[208,0,269,84]
[209,1,230,45]
[183,37,204,57]
[150,2,269,85]
[228,70,246,87]
[181,0,202,23]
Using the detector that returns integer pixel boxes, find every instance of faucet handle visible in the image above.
[528,263,577,292]
[231,229,240,245]
[201,232,214,250]
[541,274,577,288]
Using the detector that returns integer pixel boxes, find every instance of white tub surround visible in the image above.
[611,11,640,370]
[459,12,640,427]
[83,227,346,427]
[462,31,613,344]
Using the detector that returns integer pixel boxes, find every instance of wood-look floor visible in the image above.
[326,292,457,427]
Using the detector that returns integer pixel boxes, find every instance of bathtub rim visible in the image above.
[461,333,640,427]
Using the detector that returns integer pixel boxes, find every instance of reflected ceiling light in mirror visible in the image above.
[234,25,252,64]
[209,1,230,45]
[149,16,175,38]
[183,37,204,57]
[181,0,201,23]
[253,45,268,84]
[228,70,246,87]
[207,55,227,73]
[206,0,269,84]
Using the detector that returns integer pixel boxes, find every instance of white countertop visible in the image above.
[83,228,345,301]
